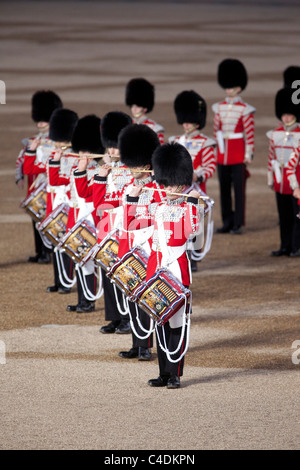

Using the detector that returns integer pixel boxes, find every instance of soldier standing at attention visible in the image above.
[268,87,300,257]
[212,59,255,235]
[125,77,165,144]
[16,90,63,263]
[169,90,216,195]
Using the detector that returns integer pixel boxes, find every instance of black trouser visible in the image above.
[32,220,50,257]
[101,270,129,323]
[217,163,247,228]
[128,301,153,350]
[155,323,187,378]
[76,270,96,306]
[276,192,300,252]
[53,250,74,288]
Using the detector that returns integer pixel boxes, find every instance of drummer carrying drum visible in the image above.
[125,142,204,389]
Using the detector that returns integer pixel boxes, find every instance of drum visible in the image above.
[131,268,191,326]
[107,246,149,297]
[58,218,97,264]
[37,203,69,247]
[89,229,120,271]
[20,182,47,223]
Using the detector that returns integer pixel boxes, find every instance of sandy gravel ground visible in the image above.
[0,1,300,451]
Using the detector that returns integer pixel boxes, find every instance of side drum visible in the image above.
[89,229,120,271]
[20,182,47,223]
[130,268,191,326]
[57,218,97,264]
[107,246,149,298]
[37,203,69,247]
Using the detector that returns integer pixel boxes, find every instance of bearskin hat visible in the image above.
[152,142,193,187]
[49,108,78,142]
[275,88,300,122]
[218,59,248,90]
[118,123,160,168]
[283,66,300,88]
[71,114,104,154]
[174,90,206,130]
[100,111,132,149]
[31,90,63,123]
[125,78,155,113]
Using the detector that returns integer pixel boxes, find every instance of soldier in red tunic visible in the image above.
[80,112,133,332]
[46,108,79,295]
[48,112,107,312]
[125,77,165,144]
[24,108,78,294]
[116,123,162,361]
[169,90,216,194]
[169,90,216,271]
[59,114,105,312]
[212,59,255,234]
[16,90,62,263]
[125,142,203,388]
[268,87,300,256]
[284,66,300,256]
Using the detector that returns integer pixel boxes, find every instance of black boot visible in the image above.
[100,320,121,334]
[148,376,169,387]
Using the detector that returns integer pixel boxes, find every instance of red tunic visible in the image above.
[169,131,216,193]
[48,155,79,229]
[132,114,165,145]
[124,193,202,287]
[268,124,300,195]
[92,165,134,243]
[73,163,103,226]
[212,96,255,165]
[119,177,165,258]
[17,135,53,196]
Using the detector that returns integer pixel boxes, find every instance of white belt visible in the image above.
[271,159,282,183]
[223,132,244,140]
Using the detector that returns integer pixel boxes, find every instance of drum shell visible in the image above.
[131,268,191,326]
[37,203,69,246]
[20,182,47,223]
[58,218,97,264]
[90,229,120,271]
[107,246,149,297]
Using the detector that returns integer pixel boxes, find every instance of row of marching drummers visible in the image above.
[21,173,214,329]
[19,116,215,382]
[21,138,214,336]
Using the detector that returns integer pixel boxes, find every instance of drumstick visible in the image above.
[142,186,210,200]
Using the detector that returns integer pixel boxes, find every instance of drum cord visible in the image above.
[37,225,53,250]
[112,284,129,316]
[134,303,155,334]
[55,248,76,288]
[75,264,103,301]
[191,206,214,261]
[131,303,155,339]
[112,284,156,339]
[155,295,192,363]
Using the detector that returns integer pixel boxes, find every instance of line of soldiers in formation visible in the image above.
[14,59,300,388]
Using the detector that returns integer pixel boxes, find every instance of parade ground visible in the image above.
[0,0,300,451]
